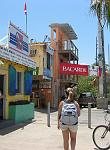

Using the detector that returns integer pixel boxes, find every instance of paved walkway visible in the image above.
[0,108,108,150]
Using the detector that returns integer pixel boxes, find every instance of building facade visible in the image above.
[49,23,79,108]
[0,22,36,123]
[30,42,54,107]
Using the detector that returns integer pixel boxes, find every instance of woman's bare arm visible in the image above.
[57,101,63,129]
[75,101,80,117]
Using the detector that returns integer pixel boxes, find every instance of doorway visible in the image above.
[0,75,4,120]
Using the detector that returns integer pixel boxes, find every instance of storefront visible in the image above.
[0,22,36,123]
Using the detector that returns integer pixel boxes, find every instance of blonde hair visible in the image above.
[66,87,77,102]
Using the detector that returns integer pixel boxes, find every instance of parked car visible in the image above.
[78,92,97,108]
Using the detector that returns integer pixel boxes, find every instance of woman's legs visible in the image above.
[62,129,69,150]
[70,131,77,150]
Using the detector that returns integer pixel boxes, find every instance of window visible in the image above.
[47,53,50,69]
[53,29,56,41]
[30,49,37,55]
[43,57,44,68]
[16,72,22,93]
[32,80,39,89]
[34,49,37,54]
[33,67,39,76]
[64,41,67,50]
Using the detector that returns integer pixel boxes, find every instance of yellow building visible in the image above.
[29,42,54,108]
[0,22,36,124]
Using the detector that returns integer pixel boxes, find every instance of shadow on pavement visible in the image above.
[0,120,36,135]
[34,108,58,113]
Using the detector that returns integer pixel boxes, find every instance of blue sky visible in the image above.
[0,0,110,65]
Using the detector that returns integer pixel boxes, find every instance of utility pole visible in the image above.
[98,16,104,97]
[101,28,107,98]
[108,44,110,72]
[91,0,108,109]
[97,2,107,98]
[96,36,98,66]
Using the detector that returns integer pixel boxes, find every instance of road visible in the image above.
[0,107,109,150]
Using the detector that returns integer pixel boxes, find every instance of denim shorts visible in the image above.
[61,124,78,132]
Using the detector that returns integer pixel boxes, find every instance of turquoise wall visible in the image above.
[9,103,34,123]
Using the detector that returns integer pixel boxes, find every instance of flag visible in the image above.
[24,2,27,15]
[24,2,27,34]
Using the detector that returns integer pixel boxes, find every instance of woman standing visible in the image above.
[58,87,80,150]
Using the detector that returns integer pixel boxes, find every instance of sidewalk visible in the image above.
[0,108,106,150]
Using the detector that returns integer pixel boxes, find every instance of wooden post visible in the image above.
[47,101,50,127]
[88,103,92,128]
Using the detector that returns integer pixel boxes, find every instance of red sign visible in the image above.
[60,63,89,76]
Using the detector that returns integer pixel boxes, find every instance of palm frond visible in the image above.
[90,0,102,17]
[104,0,110,28]
[90,0,110,28]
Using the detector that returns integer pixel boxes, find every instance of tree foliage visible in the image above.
[77,76,98,96]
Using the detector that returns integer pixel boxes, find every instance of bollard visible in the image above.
[88,103,92,128]
[47,101,50,127]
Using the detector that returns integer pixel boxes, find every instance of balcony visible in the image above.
[58,40,78,61]
[32,68,52,81]
[59,74,76,84]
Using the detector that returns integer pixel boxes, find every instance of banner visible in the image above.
[89,65,102,77]
[0,46,36,69]
[60,63,88,76]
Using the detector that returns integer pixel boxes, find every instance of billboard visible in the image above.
[60,63,102,77]
[8,21,29,56]
[60,63,88,76]
[0,21,36,69]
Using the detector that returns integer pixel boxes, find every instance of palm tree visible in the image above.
[90,0,110,98]
[91,0,110,27]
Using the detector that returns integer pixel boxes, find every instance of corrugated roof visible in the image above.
[49,23,77,40]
